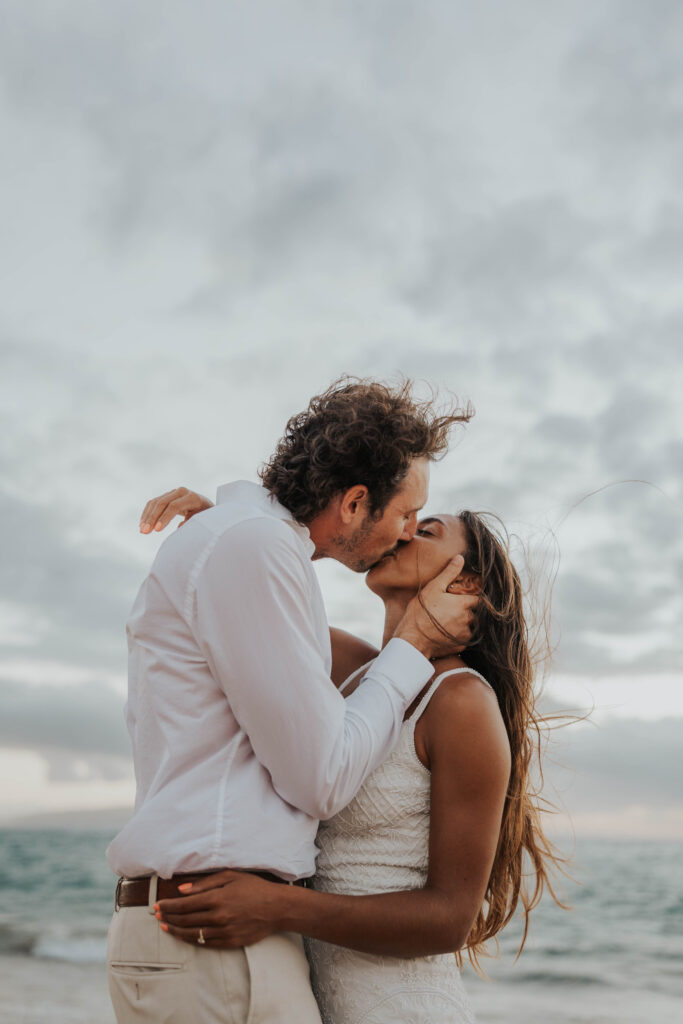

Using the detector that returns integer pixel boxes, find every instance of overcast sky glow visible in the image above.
[1,0,681,837]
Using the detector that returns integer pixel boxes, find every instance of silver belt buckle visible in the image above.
[114,876,123,912]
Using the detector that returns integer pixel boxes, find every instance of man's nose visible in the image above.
[400,517,418,541]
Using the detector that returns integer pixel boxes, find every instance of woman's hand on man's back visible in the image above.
[139,487,213,534]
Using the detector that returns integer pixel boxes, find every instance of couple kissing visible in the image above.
[106,377,563,1024]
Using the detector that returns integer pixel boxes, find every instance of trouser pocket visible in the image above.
[107,907,193,1023]
[108,961,192,1023]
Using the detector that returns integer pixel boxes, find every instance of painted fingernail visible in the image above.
[178,883,193,892]
[160,923,169,932]
[155,912,161,919]
[153,903,159,911]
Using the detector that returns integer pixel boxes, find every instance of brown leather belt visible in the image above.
[115,870,301,909]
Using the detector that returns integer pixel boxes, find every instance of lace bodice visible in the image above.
[306,664,490,1024]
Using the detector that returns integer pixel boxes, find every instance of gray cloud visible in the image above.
[0,490,141,668]
[566,0,683,178]
[546,715,683,811]
[401,196,600,338]
[0,677,130,779]
[0,0,681,762]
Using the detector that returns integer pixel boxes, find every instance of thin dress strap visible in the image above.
[409,666,494,729]
[338,659,376,695]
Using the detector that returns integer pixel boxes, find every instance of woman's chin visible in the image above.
[365,567,381,593]
[365,562,390,594]
[365,559,411,595]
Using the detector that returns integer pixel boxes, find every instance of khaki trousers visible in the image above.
[106,881,322,1024]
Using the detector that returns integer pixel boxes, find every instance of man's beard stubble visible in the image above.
[333,516,396,574]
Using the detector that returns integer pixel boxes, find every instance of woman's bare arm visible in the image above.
[329,627,379,688]
[157,674,510,957]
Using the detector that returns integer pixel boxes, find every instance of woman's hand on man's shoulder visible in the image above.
[140,487,214,534]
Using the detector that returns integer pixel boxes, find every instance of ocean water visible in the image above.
[0,830,681,1023]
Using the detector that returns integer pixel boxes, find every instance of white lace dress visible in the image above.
[307,665,490,1024]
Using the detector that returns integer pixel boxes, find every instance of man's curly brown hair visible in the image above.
[259,377,473,524]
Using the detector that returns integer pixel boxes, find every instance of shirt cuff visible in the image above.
[367,637,434,703]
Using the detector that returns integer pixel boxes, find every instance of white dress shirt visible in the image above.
[107,481,433,881]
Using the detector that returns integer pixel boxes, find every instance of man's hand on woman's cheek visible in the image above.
[395,555,479,659]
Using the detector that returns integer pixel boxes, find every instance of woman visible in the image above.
[151,492,565,1023]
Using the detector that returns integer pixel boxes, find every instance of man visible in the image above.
[106,377,476,1023]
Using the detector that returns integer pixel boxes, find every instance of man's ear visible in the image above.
[339,485,370,525]
[446,571,482,596]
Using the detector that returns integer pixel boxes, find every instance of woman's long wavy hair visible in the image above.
[427,510,569,969]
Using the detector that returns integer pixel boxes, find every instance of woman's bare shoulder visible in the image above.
[428,663,503,725]
[429,656,493,696]
[420,660,510,768]
[329,627,379,688]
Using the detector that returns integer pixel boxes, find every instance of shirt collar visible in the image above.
[216,480,315,558]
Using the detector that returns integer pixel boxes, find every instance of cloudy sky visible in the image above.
[1,0,681,838]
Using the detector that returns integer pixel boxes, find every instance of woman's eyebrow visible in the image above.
[418,516,445,528]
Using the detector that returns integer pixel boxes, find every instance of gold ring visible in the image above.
[197,928,206,945]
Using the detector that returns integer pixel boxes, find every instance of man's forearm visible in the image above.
[276,884,467,958]
[196,523,434,821]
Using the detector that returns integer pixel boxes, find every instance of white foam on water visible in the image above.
[32,935,108,964]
